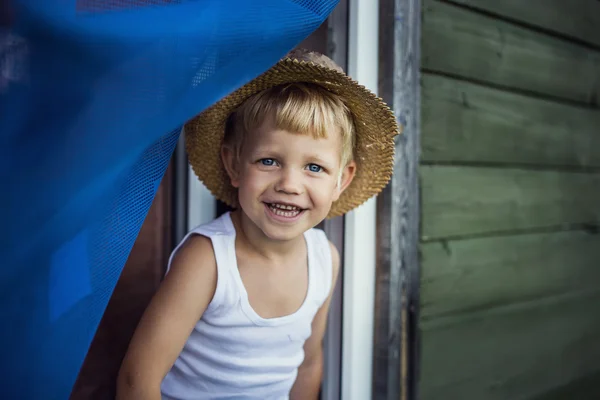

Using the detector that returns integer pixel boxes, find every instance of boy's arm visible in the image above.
[116,235,217,400]
[289,241,341,400]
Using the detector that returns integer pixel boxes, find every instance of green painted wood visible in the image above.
[422,0,600,104]
[420,230,600,318]
[446,0,600,48]
[419,290,600,400]
[421,166,600,240]
[530,370,600,400]
[421,74,600,167]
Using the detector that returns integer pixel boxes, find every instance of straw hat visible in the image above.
[185,48,401,218]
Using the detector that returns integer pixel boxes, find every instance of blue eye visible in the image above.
[307,164,323,173]
[260,158,275,166]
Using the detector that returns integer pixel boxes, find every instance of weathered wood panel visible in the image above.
[420,230,600,318]
[374,0,422,399]
[531,370,600,400]
[420,290,600,400]
[445,0,600,48]
[421,166,600,239]
[421,74,600,167]
[422,0,600,104]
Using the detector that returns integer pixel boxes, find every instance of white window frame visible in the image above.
[342,0,379,399]
[186,163,216,230]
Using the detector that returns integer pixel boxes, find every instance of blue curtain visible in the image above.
[0,0,337,398]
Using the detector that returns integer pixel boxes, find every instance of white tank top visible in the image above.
[160,212,333,400]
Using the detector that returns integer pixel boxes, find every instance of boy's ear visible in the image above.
[333,160,356,201]
[221,145,241,188]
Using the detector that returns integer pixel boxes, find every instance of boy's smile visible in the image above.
[223,117,355,242]
[264,201,305,222]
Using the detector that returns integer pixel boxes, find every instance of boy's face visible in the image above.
[223,118,355,241]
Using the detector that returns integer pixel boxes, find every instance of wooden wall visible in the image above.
[418,1,600,399]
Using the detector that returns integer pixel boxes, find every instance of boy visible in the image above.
[116,49,399,399]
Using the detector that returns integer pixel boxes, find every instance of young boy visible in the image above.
[116,49,399,400]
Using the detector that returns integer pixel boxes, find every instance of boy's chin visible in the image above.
[261,219,314,241]
[246,218,300,240]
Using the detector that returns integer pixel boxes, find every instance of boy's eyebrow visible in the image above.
[306,154,335,167]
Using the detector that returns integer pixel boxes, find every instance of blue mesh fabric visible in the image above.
[0,0,337,398]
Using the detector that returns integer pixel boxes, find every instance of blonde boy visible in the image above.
[117,49,399,400]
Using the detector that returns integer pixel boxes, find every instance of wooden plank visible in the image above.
[421,74,600,167]
[374,0,422,399]
[446,0,600,48]
[421,166,600,239]
[420,230,600,318]
[531,370,600,400]
[422,0,600,104]
[419,290,600,400]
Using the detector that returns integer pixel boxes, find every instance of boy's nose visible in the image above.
[274,168,303,195]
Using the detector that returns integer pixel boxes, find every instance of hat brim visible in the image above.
[185,57,401,218]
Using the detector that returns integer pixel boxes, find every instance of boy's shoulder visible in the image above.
[163,234,218,308]
[188,212,235,238]
[327,239,340,276]
[305,226,340,274]
[306,230,340,298]
[170,233,216,274]
[168,213,233,273]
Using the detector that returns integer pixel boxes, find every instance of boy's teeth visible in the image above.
[269,203,301,217]
[271,203,298,211]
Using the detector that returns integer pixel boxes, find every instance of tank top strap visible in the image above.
[165,212,240,315]
[304,227,334,308]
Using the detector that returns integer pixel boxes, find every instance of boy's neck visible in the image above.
[230,209,306,262]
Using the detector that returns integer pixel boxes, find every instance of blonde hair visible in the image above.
[224,82,355,167]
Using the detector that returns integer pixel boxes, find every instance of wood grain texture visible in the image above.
[422,0,600,104]
[373,0,422,399]
[421,166,600,239]
[419,290,600,400]
[419,2,600,400]
[373,0,400,396]
[445,0,600,48]
[420,229,600,318]
[421,74,600,167]
[530,370,600,400]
